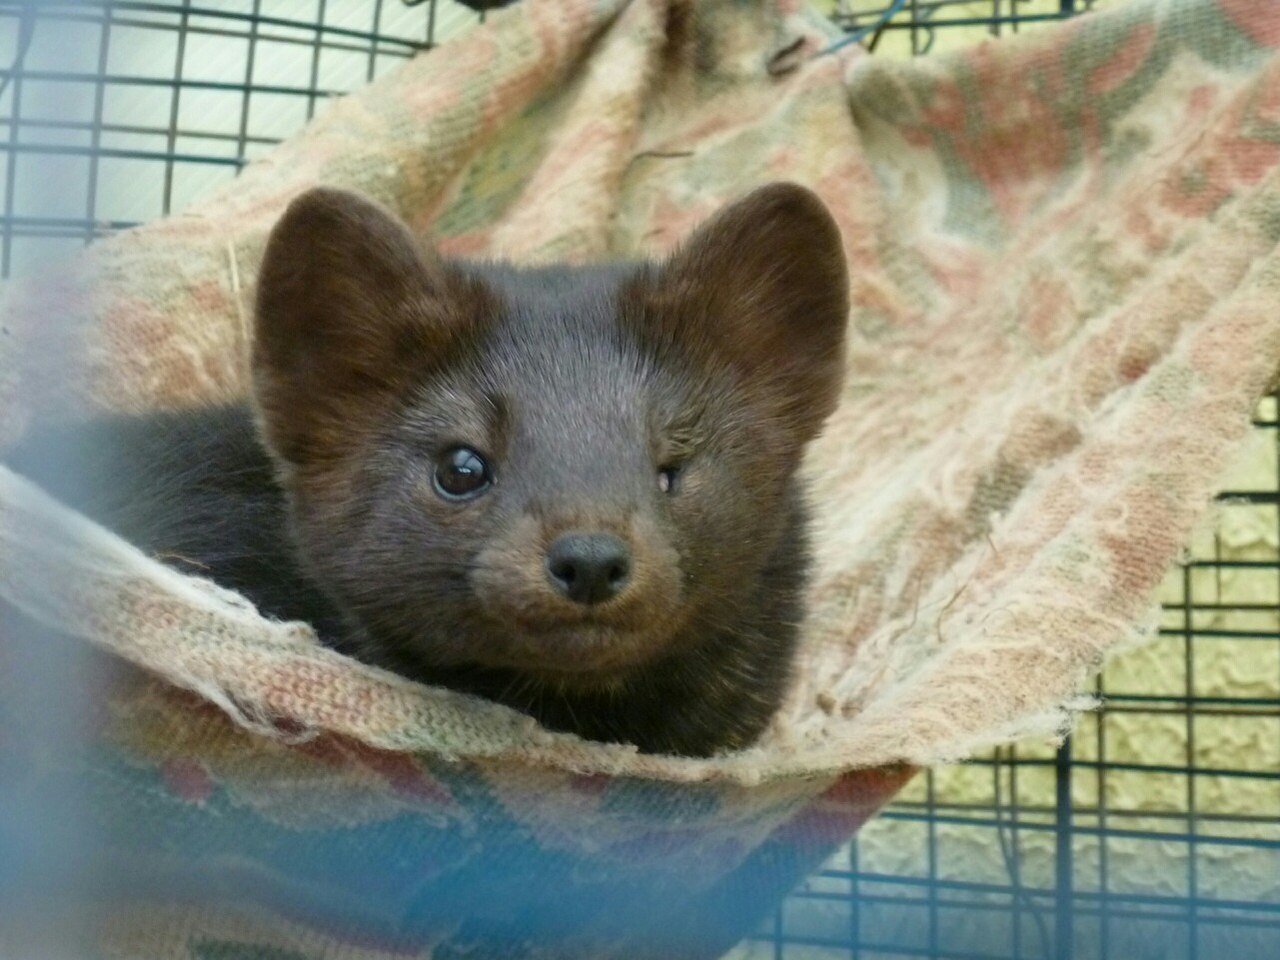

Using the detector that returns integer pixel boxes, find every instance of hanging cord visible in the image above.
[820,0,908,55]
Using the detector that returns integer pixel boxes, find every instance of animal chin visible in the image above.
[505,619,671,678]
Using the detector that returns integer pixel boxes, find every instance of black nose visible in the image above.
[545,532,631,605]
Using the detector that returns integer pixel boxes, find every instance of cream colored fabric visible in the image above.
[3,0,1279,784]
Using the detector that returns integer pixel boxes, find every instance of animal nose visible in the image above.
[545,532,631,605]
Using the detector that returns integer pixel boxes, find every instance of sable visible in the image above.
[5,183,849,757]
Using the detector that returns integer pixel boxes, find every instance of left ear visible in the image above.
[632,183,850,442]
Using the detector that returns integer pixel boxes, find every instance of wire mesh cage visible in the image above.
[745,381,1280,957]
[748,8,1280,959]
[0,2,1276,959]
[0,0,492,278]
[829,0,1099,56]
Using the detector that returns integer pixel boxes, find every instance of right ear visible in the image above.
[252,188,490,469]
[628,183,849,445]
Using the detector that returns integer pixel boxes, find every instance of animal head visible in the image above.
[252,183,848,686]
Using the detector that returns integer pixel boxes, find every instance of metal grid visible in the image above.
[1,3,1276,960]
[746,396,1280,960]
[0,0,487,277]
[748,5,1280,959]
[830,0,1100,57]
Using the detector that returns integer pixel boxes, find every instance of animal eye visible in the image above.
[433,447,492,501]
[657,464,681,494]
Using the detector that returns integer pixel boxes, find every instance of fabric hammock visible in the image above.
[2,0,1279,955]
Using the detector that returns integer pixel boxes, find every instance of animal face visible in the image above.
[252,184,848,688]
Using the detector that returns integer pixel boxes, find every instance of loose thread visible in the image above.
[226,238,250,370]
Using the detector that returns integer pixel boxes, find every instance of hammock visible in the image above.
[2,0,1278,955]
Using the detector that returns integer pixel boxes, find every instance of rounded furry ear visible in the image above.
[637,183,850,441]
[252,188,490,468]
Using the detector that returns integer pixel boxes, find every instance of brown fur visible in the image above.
[7,183,849,757]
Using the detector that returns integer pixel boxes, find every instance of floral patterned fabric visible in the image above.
[2,0,1280,955]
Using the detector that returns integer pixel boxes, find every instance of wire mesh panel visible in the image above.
[830,1,1100,57]
[1,3,1277,959]
[742,407,1280,960]
[738,9,1279,960]
[0,0,486,278]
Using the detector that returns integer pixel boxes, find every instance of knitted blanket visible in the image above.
[2,0,1278,955]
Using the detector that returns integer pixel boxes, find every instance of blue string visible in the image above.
[820,0,909,55]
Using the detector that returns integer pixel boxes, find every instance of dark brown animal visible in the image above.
[5,183,849,757]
